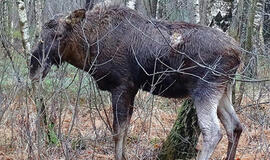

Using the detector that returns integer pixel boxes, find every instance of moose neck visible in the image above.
[62,12,112,73]
[61,39,91,72]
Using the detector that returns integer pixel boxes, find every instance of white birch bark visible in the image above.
[16,0,31,56]
[35,0,44,38]
[127,0,136,9]
[194,0,200,23]
[8,0,15,44]
[2,0,8,31]
[254,0,265,55]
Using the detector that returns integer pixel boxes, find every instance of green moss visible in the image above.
[47,123,59,145]
[158,99,200,160]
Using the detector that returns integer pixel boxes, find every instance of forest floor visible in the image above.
[0,93,269,160]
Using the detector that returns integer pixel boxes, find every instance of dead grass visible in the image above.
[0,92,269,160]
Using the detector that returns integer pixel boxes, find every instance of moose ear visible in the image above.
[65,9,86,27]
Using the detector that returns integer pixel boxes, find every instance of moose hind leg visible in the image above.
[193,89,223,160]
[111,86,137,160]
[218,85,243,160]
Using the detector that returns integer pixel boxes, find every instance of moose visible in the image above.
[29,4,242,160]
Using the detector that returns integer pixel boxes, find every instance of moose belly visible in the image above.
[141,74,191,98]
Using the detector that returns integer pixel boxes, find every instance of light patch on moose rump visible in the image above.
[170,32,184,48]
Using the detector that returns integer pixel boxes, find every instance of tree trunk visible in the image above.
[244,0,258,77]
[1,0,8,35]
[264,1,270,41]
[159,99,200,159]
[194,0,200,23]
[144,0,158,18]
[199,0,210,25]
[34,0,44,41]
[229,0,243,41]
[235,0,258,107]
[136,0,148,16]
[135,0,158,18]
[8,0,15,44]
[254,0,266,72]
[16,0,31,56]
[228,0,243,105]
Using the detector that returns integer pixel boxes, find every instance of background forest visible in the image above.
[0,0,270,159]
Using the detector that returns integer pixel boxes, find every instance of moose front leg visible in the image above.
[111,86,137,160]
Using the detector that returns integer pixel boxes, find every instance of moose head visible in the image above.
[29,9,86,81]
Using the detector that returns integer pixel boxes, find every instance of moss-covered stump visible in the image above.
[158,99,200,160]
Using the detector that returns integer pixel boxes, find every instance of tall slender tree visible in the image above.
[16,0,31,56]
[235,0,258,107]
[199,0,210,25]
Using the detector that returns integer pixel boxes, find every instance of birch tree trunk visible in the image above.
[264,1,270,42]
[254,0,266,58]
[156,0,165,19]
[8,0,15,44]
[194,0,200,23]
[16,0,31,56]
[1,0,8,34]
[16,1,33,158]
[34,0,44,40]
[0,0,7,58]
